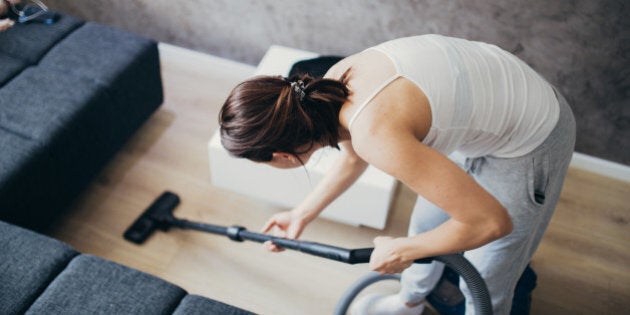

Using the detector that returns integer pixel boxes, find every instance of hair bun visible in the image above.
[291,80,306,101]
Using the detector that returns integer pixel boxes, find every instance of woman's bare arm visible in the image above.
[351,100,513,273]
[261,140,369,251]
[293,140,369,223]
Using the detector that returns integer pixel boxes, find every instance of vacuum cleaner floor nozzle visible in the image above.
[123,191,180,244]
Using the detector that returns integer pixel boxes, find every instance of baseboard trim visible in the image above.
[570,152,630,183]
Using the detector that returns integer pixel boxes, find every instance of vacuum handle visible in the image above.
[347,248,435,265]
[236,229,437,265]
[171,220,437,265]
[237,229,353,263]
[348,248,373,264]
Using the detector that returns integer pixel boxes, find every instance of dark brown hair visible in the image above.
[219,73,350,162]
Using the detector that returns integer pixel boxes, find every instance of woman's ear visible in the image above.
[272,152,297,163]
[269,152,302,169]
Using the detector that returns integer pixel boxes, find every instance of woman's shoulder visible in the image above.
[324,53,355,81]
[323,48,382,77]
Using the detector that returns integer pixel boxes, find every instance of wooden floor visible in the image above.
[47,44,630,315]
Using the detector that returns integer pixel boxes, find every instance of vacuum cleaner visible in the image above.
[124,191,493,315]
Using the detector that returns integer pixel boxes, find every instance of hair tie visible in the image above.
[290,80,306,101]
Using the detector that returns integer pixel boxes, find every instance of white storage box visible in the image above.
[208,45,397,229]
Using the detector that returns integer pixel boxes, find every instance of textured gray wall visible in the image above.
[45,0,629,165]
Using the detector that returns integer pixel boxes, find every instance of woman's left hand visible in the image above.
[369,236,414,274]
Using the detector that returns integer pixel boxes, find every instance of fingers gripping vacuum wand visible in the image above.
[124,192,493,315]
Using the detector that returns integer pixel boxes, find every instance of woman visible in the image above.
[219,34,575,315]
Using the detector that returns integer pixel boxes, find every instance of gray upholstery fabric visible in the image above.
[26,255,187,315]
[39,22,164,147]
[41,22,162,88]
[0,13,83,64]
[0,129,35,188]
[0,221,78,315]
[0,54,27,86]
[0,67,114,141]
[173,295,255,315]
[0,66,116,226]
[1,220,258,315]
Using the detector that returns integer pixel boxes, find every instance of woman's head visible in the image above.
[219,74,349,165]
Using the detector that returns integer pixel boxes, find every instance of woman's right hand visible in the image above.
[261,211,309,252]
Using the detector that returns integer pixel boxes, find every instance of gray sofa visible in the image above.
[0,12,254,315]
[0,13,162,231]
[0,221,253,314]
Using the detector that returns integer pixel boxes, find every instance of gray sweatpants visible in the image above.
[399,91,576,315]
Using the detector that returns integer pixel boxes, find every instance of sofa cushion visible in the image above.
[40,22,164,111]
[0,13,83,64]
[26,255,187,315]
[40,22,160,82]
[0,221,79,315]
[0,67,114,141]
[172,295,255,315]
[39,22,164,148]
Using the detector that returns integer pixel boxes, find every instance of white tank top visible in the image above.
[348,34,559,158]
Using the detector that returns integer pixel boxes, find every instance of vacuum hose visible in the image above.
[334,254,492,315]
[334,272,401,314]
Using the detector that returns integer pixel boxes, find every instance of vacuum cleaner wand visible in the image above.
[123,191,413,265]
